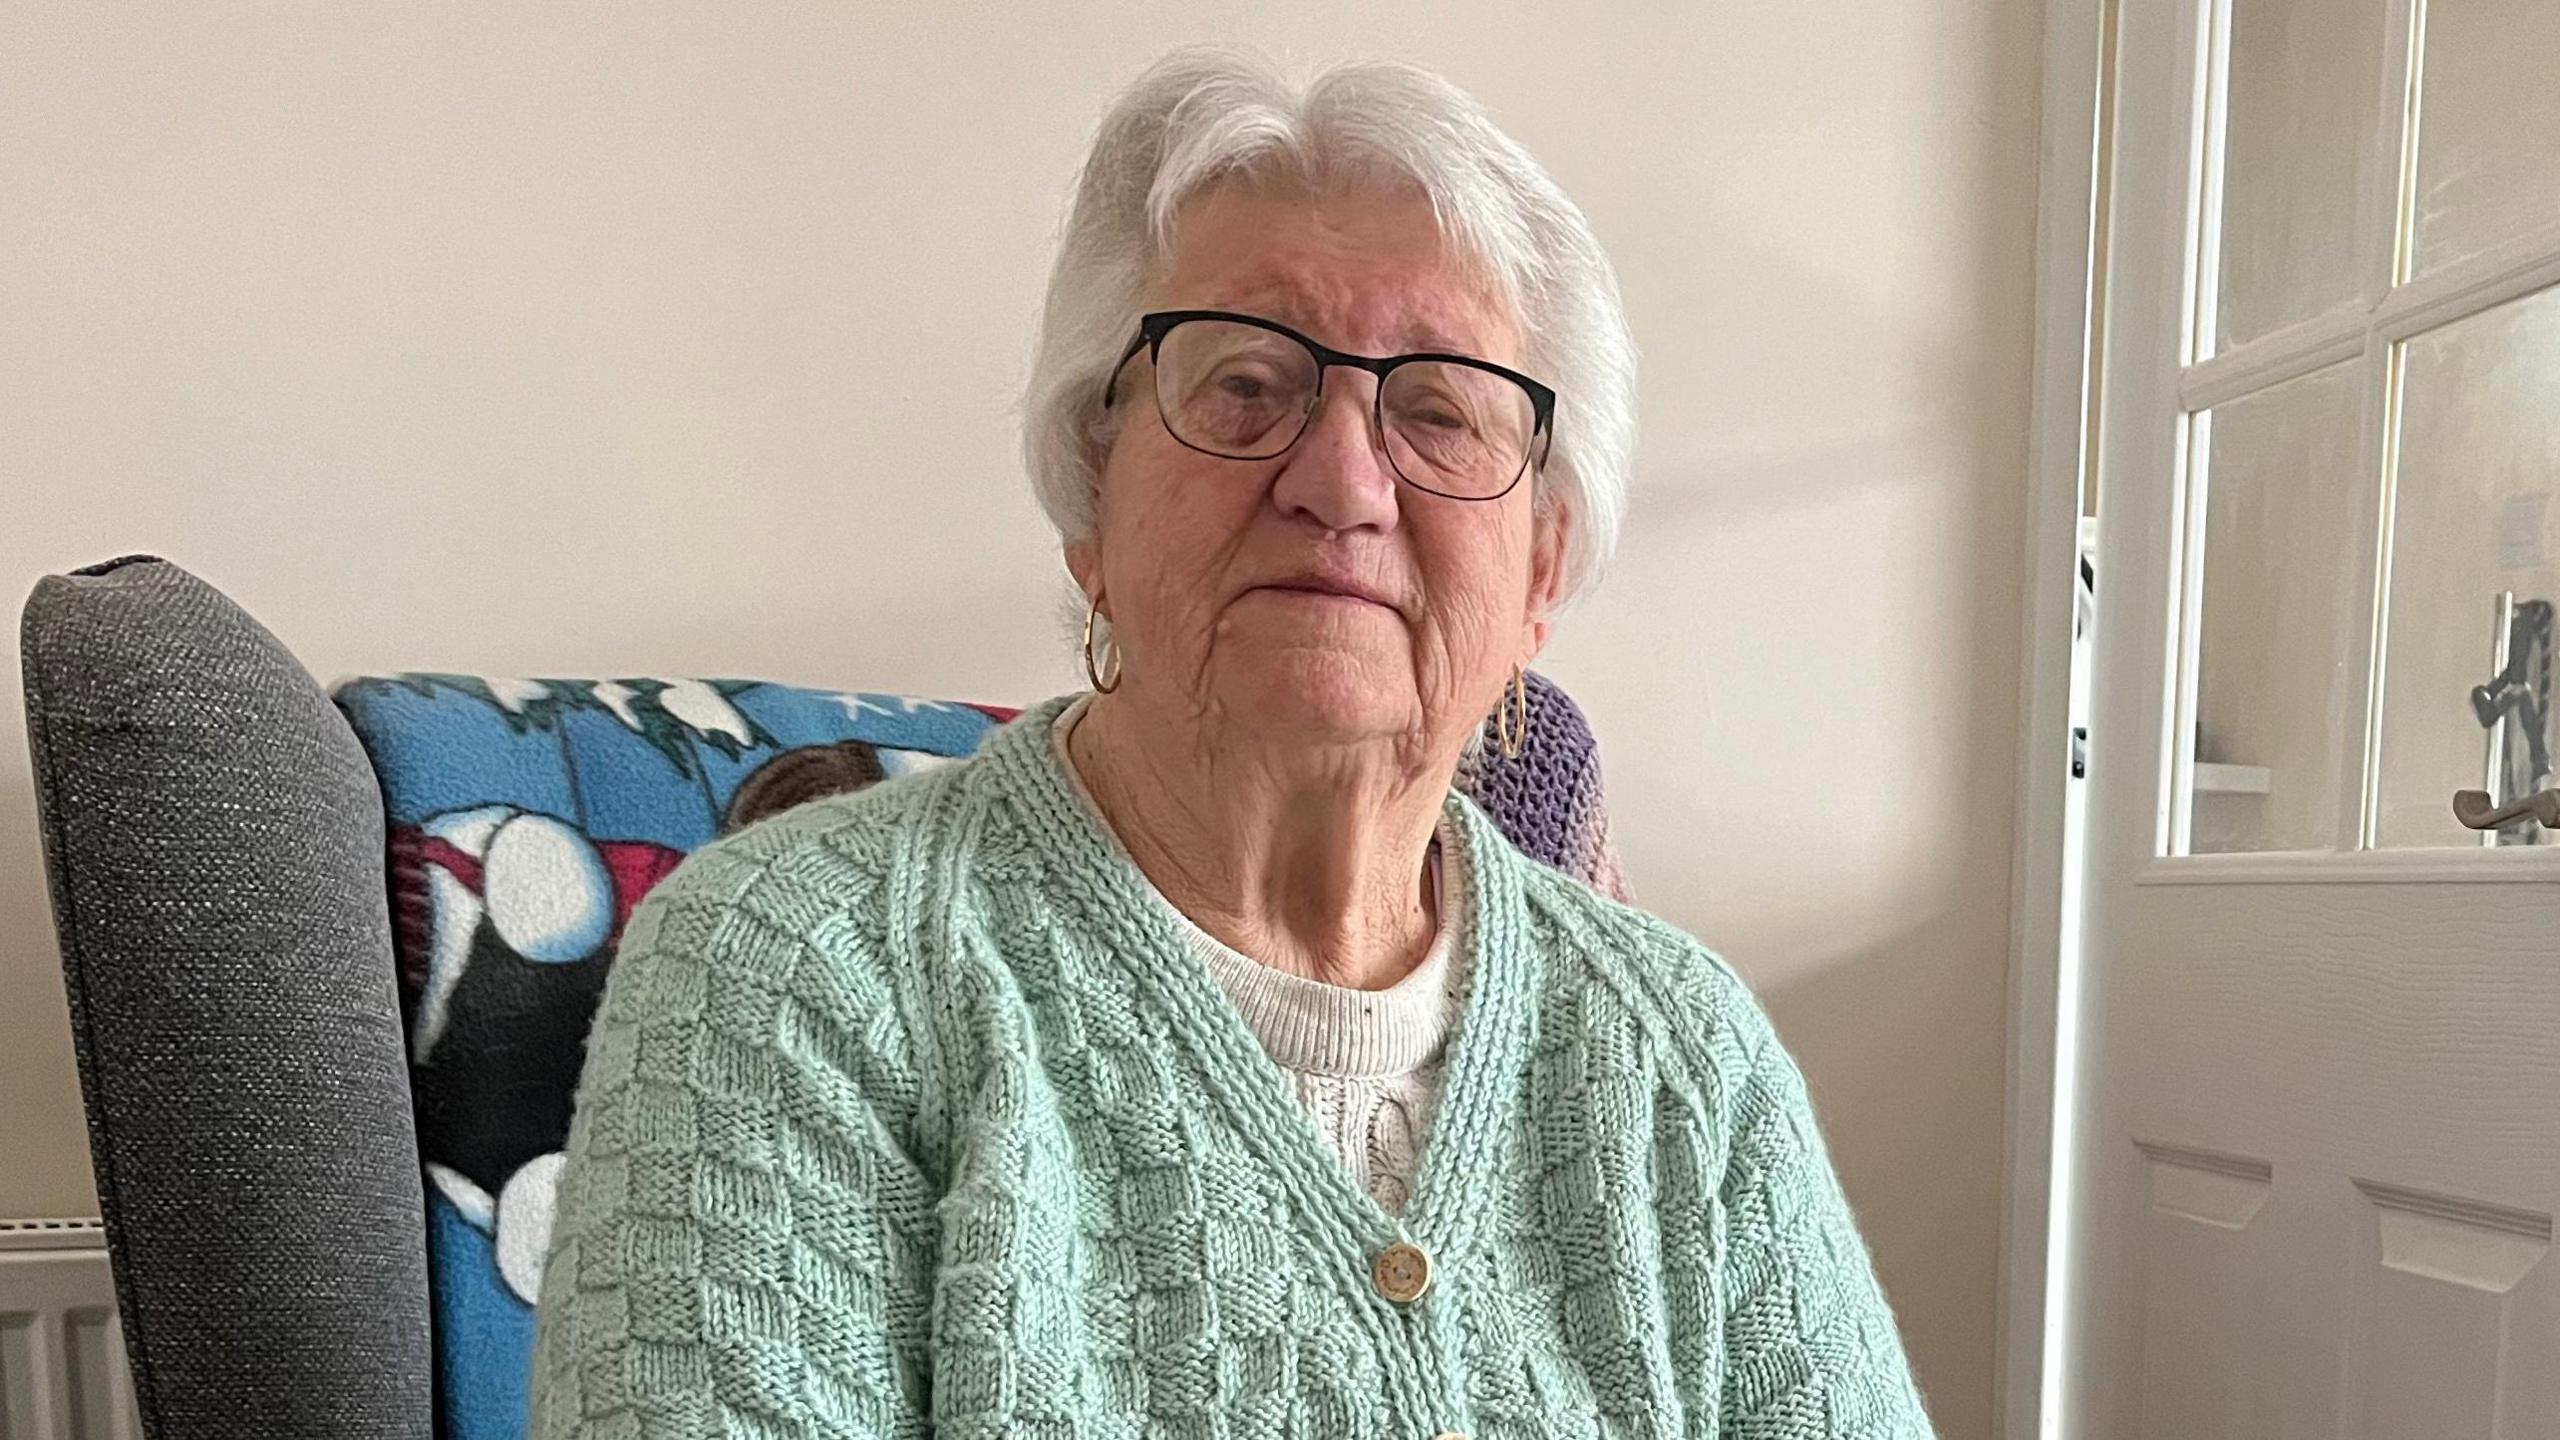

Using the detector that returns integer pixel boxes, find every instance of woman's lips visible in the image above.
[1250,567,1402,607]
[1249,582,1399,614]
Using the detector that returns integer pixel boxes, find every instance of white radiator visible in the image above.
[0,1220,140,1440]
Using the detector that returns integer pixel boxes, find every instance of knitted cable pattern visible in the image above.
[530,694,1933,1439]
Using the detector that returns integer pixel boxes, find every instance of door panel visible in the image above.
[2350,1178,2556,1439]
[2132,1149,2348,1440]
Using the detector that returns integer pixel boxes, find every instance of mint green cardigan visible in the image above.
[530,694,1934,1439]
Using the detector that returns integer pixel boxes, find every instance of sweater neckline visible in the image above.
[989,692,1536,1270]
[1046,694,1469,1078]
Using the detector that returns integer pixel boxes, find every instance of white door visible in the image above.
[2062,0,2560,1435]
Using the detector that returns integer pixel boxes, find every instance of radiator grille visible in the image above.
[0,1220,140,1440]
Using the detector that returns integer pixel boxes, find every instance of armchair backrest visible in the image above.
[19,555,432,1439]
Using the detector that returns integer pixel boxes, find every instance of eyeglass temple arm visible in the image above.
[1100,333,1151,410]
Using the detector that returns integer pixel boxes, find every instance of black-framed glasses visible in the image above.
[1103,309,1556,502]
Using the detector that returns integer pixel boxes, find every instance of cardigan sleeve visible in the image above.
[1716,1010,1937,1439]
[528,835,939,1439]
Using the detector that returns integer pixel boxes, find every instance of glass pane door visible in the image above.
[2374,283,2560,847]
[2166,0,2560,857]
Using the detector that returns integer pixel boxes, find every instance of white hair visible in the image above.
[1020,46,1637,604]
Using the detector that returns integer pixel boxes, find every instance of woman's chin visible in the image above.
[1215,648,1418,742]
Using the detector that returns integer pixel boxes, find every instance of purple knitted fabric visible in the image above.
[1457,669,1630,902]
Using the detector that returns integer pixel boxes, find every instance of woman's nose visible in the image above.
[1270,374,1402,533]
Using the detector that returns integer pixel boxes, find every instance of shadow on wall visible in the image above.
[1762,913,2011,1435]
[1550,9,2039,1432]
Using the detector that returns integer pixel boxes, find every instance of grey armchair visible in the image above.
[19,555,433,1438]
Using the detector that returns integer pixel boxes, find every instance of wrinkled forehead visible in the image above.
[1147,171,1522,365]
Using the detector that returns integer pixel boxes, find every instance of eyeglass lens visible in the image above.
[1152,317,1537,499]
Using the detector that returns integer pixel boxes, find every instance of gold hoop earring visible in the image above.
[1082,592,1123,694]
[1493,663,1528,761]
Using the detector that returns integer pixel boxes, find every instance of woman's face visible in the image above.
[1070,174,1567,760]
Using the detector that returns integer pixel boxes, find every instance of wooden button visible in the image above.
[1371,1240,1432,1304]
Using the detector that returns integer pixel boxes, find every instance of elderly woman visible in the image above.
[531,48,1933,1440]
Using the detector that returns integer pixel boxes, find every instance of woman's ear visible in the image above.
[1522,501,1572,658]
[1064,537,1103,607]
[1079,394,1128,492]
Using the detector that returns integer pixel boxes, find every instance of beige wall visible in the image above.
[1,5,2038,1434]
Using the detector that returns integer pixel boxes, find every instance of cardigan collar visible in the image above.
[983,692,1540,1276]
[1045,692,1470,1079]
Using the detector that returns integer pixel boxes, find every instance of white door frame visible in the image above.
[1999,0,2110,1434]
